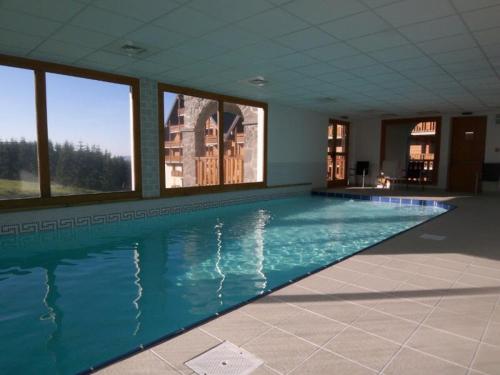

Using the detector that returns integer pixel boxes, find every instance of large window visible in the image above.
[0,65,38,200]
[0,56,141,208]
[46,74,134,195]
[159,85,266,194]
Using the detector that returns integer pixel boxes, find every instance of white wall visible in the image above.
[350,112,500,190]
[267,103,329,188]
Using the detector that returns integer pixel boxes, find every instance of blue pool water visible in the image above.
[0,196,447,374]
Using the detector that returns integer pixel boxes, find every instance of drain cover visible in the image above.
[185,341,263,375]
[420,233,447,241]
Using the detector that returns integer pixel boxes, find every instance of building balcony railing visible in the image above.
[165,140,182,148]
[165,154,182,163]
[205,135,218,145]
[194,156,244,185]
[166,124,183,133]
[409,152,435,160]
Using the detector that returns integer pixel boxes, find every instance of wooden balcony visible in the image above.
[165,140,182,148]
[167,124,183,133]
[195,156,219,186]
[205,135,218,145]
[171,169,183,177]
[165,153,182,163]
[236,133,245,144]
[194,156,244,185]
[224,156,244,184]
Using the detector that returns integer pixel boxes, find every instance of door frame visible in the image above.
[447,116,487,192]
[379,116,442,186]
[327,119,350,187]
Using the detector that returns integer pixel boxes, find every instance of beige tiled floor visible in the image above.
[97,190,500,375]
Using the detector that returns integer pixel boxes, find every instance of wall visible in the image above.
[350,112,500,191]
[267,103,329,188]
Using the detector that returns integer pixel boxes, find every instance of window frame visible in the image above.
[0,54,142,210]
[158,82,267,197]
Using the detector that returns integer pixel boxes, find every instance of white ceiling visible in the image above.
[1,0,500,117]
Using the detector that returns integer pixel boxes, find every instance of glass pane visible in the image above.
[46,74,134,196]
[163,93,219,188]
[327,124,334,153]
[335,155,346,180]
[327,155,334,181]
[335,124,347,153]
[222,102,264,184]
[0,65,39,200]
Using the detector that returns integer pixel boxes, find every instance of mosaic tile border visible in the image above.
[311,190,456,210]
[0,190,307,237]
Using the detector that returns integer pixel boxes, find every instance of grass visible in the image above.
[0,178,100,199]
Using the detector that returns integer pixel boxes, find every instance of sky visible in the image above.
[0,65,133,157]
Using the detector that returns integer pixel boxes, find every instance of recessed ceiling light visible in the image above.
[247,76,268,87]
[120,43,146,56]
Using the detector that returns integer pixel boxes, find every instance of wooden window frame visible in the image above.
[380,116,441,186]
[158,82,268,197]
[0,54,142,210]
[327,119,350,187]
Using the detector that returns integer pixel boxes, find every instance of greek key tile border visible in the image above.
[0,191,306,237]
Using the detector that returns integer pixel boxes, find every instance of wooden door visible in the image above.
[448,116,487,192]
[327,121,349,187]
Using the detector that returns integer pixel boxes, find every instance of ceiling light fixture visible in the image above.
[120,42,146,56]
[247,76,268,87]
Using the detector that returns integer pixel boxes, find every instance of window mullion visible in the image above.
[34,70,51,198]
[218,100,224,186]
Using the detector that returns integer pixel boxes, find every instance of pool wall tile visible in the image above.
[0,185,311,236]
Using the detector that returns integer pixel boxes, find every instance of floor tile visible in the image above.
[326,326,400,371]
[97,350,178,375]
[301,295,371,324]
[483,322,500,346]
[471,343,500,375]
[406,325,477,367]
[353,274,401,292]
[382,347,467,375]
[437,295,498,322]
[335,284,387,307]
[373,299,432,323]
[289,349,375,375]
[275,309,347,346]
[352,309,419,343]
[318,265,365,284]
[240,296,302,325]
[201,310,270,346]
[336,258,377,274]
[152,329,220,374]
[242,328,317,374]
[296,274,346,294]
[425,308,489,341]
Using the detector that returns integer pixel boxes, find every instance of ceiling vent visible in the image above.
[120,43,146,56]
[247,76,268,87]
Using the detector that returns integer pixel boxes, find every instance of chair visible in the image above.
[350,161,369,187]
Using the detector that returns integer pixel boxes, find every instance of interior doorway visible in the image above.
[448,116,487,193]
[327,120,349,187]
